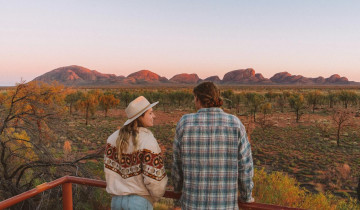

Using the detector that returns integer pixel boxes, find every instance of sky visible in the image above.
[1,0,360,86]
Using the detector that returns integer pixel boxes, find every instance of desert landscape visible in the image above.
[1,76,359,209]
[3,1,360,209]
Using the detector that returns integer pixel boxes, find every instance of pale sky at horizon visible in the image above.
[1,0,360,86]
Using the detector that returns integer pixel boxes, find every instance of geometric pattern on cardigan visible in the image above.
[104,143,166,181]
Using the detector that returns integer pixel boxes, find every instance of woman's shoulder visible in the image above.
[138,127,160,153]
[138,127,156,142]
[106,129,120,145]
[138,127,152,134]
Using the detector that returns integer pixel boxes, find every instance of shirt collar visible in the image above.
[197,107,224,113]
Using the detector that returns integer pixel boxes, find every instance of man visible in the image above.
[172,81,254,209]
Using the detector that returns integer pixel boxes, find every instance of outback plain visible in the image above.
[1,83,360,209]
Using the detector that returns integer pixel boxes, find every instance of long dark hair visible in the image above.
[116,114,144,159]
[193,82,223,108]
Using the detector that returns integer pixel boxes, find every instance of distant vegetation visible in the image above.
[1,81,359,209]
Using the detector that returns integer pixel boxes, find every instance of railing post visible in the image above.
[62,182,73,210]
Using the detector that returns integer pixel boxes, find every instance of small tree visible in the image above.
[99,93,120,117]
[306,90,323,113]
[257,102,273,131]
[265,91,278,102]
[222,89,235,109]
[118,91,133,107]
[327,91,339,108]
[234,93,245,114]
[282,90,291,99]
[245,92,265,122]
[65,90,84,115]
[338,90,357,109]
[76,90,100,125]
[331,109,351,147]
[288,93,305,123]
[171,91,193,108]
[158,90,170,112]
[276,91,291,113]
[278,95,287,112]
[260,102,272,120]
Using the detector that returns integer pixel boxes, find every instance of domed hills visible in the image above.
[32,65,357,86]
[33,65,121,85]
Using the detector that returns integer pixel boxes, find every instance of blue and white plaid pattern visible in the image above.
[172,108,254,210]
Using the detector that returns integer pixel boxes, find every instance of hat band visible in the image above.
[128,103,151,119]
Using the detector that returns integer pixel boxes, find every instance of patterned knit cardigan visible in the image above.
[104,127,168,204]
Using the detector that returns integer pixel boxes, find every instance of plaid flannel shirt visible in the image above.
[172,108,254,210]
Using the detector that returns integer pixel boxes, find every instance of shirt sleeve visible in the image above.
[238,126,254,203]
[171,120,184,193]
[141,134,168,202]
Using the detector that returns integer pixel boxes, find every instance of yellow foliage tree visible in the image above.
[0,82,105,208]
[0,82,65,200]
[99,93,120,117]
[64,89,84,115]
[75,90,101,125]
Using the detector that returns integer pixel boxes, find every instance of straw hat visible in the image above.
[123,96,158,126]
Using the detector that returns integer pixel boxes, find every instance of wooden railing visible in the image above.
[0,176,303,210]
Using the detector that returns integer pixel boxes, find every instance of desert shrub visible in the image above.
[253,168,307,207]
[154,168,359,209]
[253,168,359,210]
[154,198,175,210]
[335,196,360,210]
[315,119,332,138]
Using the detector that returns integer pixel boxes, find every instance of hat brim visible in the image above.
[123,101,159,126]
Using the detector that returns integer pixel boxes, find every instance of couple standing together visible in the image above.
[104,82,254,210]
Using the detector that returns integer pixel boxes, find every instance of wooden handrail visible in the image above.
[0,176,303,210]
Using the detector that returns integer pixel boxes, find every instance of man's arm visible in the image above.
[171,122,183,193]
[238,131,254,203]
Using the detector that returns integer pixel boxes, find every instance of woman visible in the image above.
[104,96,168,210]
